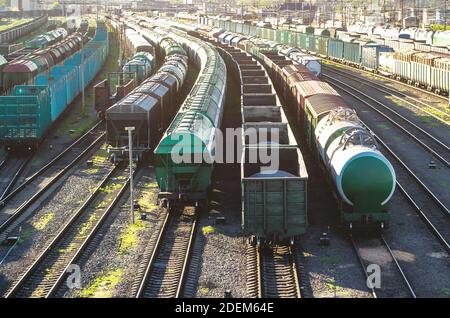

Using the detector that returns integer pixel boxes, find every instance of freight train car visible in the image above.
[1,30,86,92]
[202,18,450,95]
[143,19,227,208]
[0,21,109,151]
[219,40,308,243]
[193,24,310,242]
[208,27,396,229]
[25,28,68,50]
[105,24,188,163]
[0,16,48,44]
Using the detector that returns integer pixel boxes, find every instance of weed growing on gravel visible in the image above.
[92,145,109,164]
[58,242,77,254]
[99,183,122,195]
[118,220,148,254]
[422,106,450,125]
[32,213,55,231]
[133,179,160,213]
[83,167,101,175]
[199,287,210,295]
[79,269,123,298]
[440,288,450,297]
[76,214,98,239]
[202,226,216,235]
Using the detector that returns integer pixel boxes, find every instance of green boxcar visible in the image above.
[257,27,263,38]
[317,36,328,56]
[242,147,308,241]
[306,34,317,52]
[0,54,7,89]
[328,38,344,59]
[281,30,290,44]
[155,112,216,200]
[0,85,51,146]
[343,40,363,65]
[231,21,237,33]
[298,33,307,50]
[267,28,276,41]
[236,21,243,34]
[275,29,282,43]
[288,30,298,46]
[243,23,250,36]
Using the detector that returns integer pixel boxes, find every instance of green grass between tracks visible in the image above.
[0,18,32,32]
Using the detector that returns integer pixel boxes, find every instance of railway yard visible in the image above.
[0,9,449,300]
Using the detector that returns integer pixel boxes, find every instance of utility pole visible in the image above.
[401,0,404,28]
[445,0,448,28]
[81,36,85,114]
[125,127,135,224]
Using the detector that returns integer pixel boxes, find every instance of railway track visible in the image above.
[325,75,450,253]
[247,243,301,298]
[351,235,416,298]
[0,124,105,240]
[0,120,104,208]
[328,60,448,108]
[3,165,133,298]
[361,121,450,253]
[0,155,32,201]
[324,65,450,125]
[134,206,197,298]
[323,74,450,168]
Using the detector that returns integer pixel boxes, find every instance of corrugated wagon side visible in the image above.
[242,148,308,243]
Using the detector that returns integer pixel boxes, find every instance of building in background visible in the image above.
[10,0,45,11]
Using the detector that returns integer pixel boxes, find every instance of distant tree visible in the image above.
[49,2,62,10]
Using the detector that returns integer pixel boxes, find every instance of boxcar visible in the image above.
[361,44,394,71]
[343,40,364,66]
[106,92,161,160]
[328,38,344,60]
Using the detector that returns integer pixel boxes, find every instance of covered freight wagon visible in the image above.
[343,39,368,66]
[106,92,161,162]
[0,21,108,150]
[361,44,394,71]
[328,38,344,60]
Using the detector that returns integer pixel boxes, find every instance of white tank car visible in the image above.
[315,108,396,225]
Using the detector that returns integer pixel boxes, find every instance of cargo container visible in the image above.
[361,44,394,71]
[378,51,395,75]
[328,38,344,60]
[343,40,363,65]
[432,30,450,47]
[431,66,450,93]
[317,36,328,56]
